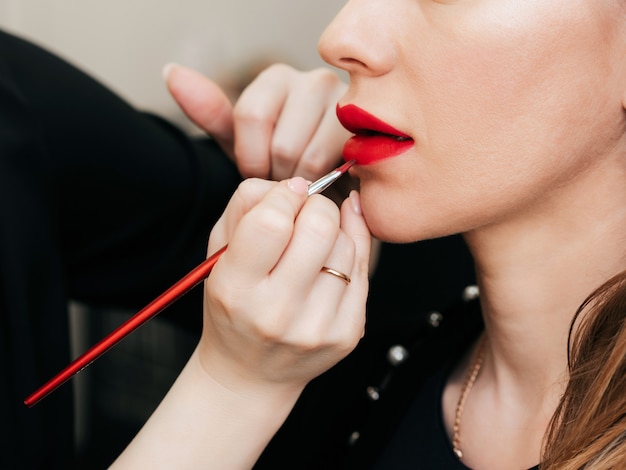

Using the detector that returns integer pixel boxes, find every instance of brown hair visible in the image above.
[542,270,626,469]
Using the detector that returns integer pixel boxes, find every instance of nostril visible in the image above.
[340,57,367,68]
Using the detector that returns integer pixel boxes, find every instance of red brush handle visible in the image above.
[24,245,228,407]
[23,160,355,407]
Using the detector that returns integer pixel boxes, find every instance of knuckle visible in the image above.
[252,311,290,342]
[261,62,292,77]
[251,203,294,237]
[235,177,259,196]
[299,157,330,177]
[233,103,268,128]
[270,138,300,164]
[288,325,330,353]
[254,324,284,344]
[335,329,362,355]
[234,177,268,203]
[300,205,340,241]
[206,280,240,316]
[295,337,324,354]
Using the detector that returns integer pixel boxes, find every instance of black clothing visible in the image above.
[1,28,478,469]
[374,353,480,469]
[0,29,240,469]
[373,334,539,470]
[255,254,478,469]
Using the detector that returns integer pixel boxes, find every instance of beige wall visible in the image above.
[0,0,342,123]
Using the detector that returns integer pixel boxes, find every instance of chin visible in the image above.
[362,208,441,244]
[361,191,462,244]
[367,222,449,244]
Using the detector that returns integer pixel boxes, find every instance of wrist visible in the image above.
[191,345,304,410]
[114,346,303,469]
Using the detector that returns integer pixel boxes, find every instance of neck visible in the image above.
[451,164,626,469]
[464,158,626,400]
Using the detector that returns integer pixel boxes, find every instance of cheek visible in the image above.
[411,8,621,195]
[415,1,620,147]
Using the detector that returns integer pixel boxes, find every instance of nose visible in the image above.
[318,1,395,77]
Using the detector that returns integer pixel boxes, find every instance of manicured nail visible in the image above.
[349,190,362,215]
[162,62,178,81]
[287,177,309,194]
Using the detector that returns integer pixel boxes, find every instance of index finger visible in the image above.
[232,65,292,178]
[213,177,310,287]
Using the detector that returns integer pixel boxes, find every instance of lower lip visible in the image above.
[342,135,414,165]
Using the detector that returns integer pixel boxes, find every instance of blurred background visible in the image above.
[0,0,343,127]
[0,1,344,467]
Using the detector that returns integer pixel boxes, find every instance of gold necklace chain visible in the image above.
[452,334,486,460]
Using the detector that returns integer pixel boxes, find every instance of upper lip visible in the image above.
[336,104,412,140]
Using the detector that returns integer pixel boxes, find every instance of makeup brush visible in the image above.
[24,160,355,407]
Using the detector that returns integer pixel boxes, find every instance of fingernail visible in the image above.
[287,177,309,194]
[162,62,178,81]
[349,190,362,215]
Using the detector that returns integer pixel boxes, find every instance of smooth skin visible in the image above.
[319,1,626,469]
[115,0,626,469]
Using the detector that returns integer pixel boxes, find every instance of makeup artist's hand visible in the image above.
[164,63,351,182]
[200,176,370,391]
[112,179,369,469]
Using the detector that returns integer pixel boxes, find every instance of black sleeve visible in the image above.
[0,28,241,469]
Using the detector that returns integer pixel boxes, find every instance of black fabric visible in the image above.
[0,29,241,469]
[374,340,538,470]
[254,238,477,469]
[373,341,479,469]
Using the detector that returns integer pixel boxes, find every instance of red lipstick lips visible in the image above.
[336,104,414,165]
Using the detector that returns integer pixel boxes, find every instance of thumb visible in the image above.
[163,63,235,159]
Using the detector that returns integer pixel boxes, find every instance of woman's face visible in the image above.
[319,0,626,243]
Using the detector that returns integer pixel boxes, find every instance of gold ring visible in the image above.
[320,266,351,285]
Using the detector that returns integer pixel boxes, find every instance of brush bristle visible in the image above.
[337,160,356,174]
